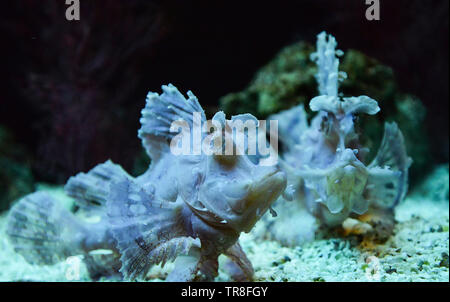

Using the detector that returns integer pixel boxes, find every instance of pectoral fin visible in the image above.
[106,177,198,280]
[367,122,412,208]
[166,247,202,282]
[222,241,254,281]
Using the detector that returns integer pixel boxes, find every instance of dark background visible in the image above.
[0,0,448,184]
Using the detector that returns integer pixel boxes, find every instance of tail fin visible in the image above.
[6,192,86,265]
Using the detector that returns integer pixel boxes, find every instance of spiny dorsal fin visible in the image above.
[138,84,206,162]
[268,105,308,148]
[310,31,346,97]
[64,160,131,210]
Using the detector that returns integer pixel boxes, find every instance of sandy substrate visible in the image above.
[0,167,448,282]
[233,196,449,282]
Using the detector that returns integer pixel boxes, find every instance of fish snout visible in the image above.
[240,169,286,231]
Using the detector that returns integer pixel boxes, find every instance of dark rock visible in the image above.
[439,252,449,268]
[0,126,35,212]
[385,267,397,274]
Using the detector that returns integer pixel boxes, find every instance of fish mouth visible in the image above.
[238,170,286,232]
[187,170,287,233]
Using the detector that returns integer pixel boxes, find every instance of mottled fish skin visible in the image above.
[120,84,286,280]
[270,32,411,228]
[6,84,287,282]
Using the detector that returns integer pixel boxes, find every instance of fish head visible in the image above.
[305,148,369,224]
[183,112,287,233]
[196,152,286,233]
[323,148,369,215]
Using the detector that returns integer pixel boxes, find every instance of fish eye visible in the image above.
[222,181,250,200]
[320,115,332,134]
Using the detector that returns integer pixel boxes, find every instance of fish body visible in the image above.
[270,32,411,232]
[7,84,286,281]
